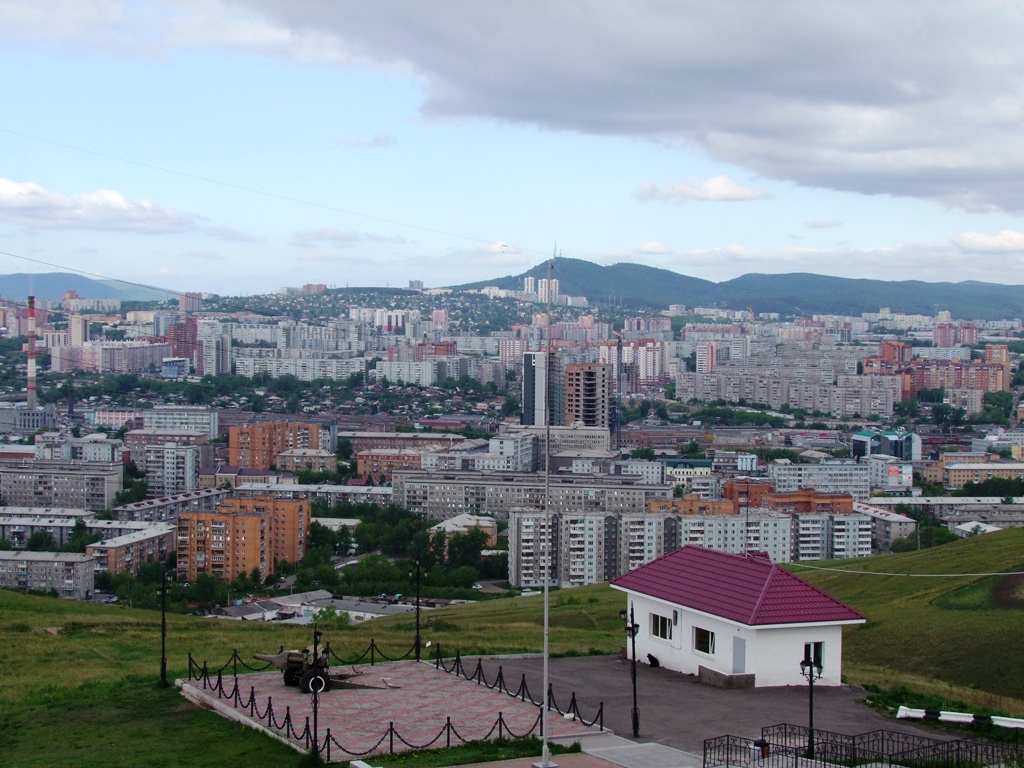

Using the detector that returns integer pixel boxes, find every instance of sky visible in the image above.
[2,1,1024,296]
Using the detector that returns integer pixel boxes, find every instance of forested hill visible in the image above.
[452,258,1024,319]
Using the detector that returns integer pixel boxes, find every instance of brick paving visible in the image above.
[181,659,601,761]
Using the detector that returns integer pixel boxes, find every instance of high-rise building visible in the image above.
[143,405,219,439]
[521,351,549,426]
[69,315,88,346]
[228,421,323,469]
[176,495,309,582]
[143,443,200,498]
[563,362,612,428]
[178,292,203,313]
[695,341,718,374]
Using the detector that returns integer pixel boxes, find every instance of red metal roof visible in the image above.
[610,546,865,626]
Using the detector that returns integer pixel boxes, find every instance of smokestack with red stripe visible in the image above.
[27,295,37,410]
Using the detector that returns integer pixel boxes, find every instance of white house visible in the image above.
[610,546,865,687]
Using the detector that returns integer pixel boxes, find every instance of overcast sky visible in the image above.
[3,1,1024,296]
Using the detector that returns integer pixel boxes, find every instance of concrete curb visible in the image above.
[176,679,308,755]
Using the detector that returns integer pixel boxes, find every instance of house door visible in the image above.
[732,638,746,674]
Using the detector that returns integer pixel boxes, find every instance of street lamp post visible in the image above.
[413,559,421,661]
[799,645,824,759]
[619,604,640,738]
[312,624,323,758]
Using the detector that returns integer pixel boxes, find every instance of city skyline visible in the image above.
[2,2,1024,294]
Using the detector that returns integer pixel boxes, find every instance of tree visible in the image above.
[630,447,657,460]
[447,529,489,572]
[27,531,57,551]
[680,440,706,459]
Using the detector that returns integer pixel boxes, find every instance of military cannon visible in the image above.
[255,644,335,693]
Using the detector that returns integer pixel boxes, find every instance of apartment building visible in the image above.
[143,405,219,439]
[944,462,1024,489]
[507,511,558,589]
[0,461,123,510]
[853,501,917,550]
[0,513,165,549]
[176,495,309,582]
[506,505,868,587]
[667,512,792,563]
[767,460,870,501]
[34,432,124,463]
[86,524,176,576]
[276,449,337,474]
[112,488,230,522]
[234,357,366,382]
[124,428,209,463]
[229,421,322,469]
[143,443,200,498]
[562,362,613,428]
[392,469,672,522]
[0,552,95,599]
[790,513,872,561]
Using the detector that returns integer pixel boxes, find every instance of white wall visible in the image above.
[620,592,847,687]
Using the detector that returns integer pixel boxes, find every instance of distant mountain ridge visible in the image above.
[451,258,1024,320]
[0,273,169,302]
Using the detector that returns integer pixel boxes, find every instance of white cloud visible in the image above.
[341,133,397,148]
[952,230,1024,254]
[289,227,407,247]
[804,219,843,229]
[0,178,199,233]
[234,2,1024,212]
[636,176,768,203]
[633,240,673,255]
[11,3,1024,210]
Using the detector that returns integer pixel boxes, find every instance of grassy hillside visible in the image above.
[0,584,623,766]
[792,527,1024,709]
[4,532,1024,764]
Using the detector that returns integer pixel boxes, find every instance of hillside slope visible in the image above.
[793,528,1024,700]
[0,272,167,302]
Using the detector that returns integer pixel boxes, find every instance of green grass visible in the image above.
[7,530,1024,764]
[0,585,621,766]
[0,676,302,768]
[791,527,1024,712]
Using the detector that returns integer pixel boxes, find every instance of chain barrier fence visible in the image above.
[185,644,602,759]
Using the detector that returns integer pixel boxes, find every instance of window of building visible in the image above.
[651,613,672,640]
[694,626,715,655]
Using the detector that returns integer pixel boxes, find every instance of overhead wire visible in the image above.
[0,126,554,260]
[789,562,1024,578]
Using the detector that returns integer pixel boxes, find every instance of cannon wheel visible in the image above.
[283,666,302,687]
[300,669,331,694]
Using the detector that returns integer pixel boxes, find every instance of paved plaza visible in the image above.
[179,659,601,762]
[479,655,949,754]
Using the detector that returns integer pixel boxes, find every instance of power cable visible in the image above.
[789,562,1024,577]
[0,126,553,259]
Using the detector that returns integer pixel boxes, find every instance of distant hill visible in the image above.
[452,258,1024,319]
[0,273,169,302]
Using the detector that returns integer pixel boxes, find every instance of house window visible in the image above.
[804,641,823,668]
[694,626,715,655]
[651,613,672,640]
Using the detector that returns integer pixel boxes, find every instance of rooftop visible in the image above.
[611,545,865,627]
